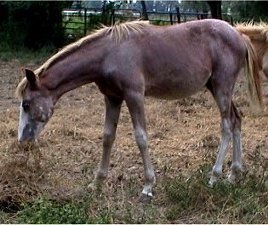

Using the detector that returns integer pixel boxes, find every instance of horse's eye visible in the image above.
[22,101,30,112]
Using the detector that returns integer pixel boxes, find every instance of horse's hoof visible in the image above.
[208,170,224,187]
[138,193,153,204]
[87,179,104,192]
[87,182,97,192]
[208,176,217,187]
[227,174,237,184]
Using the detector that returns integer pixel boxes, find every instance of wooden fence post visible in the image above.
[170,13,173,25]
[176,6,181,23]
[84,8,87,36]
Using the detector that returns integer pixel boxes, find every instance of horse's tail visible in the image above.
[242,34,263,112]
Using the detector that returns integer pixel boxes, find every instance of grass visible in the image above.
[0,43,54,64]
[15,198,90,224]
[164,159,267,223]
[11,194,161,224]
[0,155,266,224]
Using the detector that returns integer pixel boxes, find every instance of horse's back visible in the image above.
[101,19,247,99]
[139,19,245,98]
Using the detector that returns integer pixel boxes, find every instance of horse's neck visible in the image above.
[42,39,108,100]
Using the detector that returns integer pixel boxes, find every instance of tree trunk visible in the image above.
[102,0,107,14]
[140,0,149,20]
[207,1,222,19]
[0,2,8,26]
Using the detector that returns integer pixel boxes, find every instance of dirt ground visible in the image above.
[0,59,267,208]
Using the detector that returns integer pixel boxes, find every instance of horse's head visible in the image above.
[18,69,54,142]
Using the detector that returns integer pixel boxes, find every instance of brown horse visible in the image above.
[16,19,263,201]
[236,22,268,80]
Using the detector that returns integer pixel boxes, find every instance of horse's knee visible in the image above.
[103,132,115,148]
[134,128,148,150]
[145,168,156,184]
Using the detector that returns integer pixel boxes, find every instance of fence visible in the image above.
[62,8,233,41]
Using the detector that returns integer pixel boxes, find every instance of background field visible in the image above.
[0,58,267,223]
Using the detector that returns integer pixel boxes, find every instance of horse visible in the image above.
[236,22,268,80]
[15,19,263,202]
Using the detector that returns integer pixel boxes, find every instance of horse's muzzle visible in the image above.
[18,123,36,142]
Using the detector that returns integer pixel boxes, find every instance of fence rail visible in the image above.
[62,8,233,41]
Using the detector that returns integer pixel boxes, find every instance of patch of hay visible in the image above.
[0,142,43,212]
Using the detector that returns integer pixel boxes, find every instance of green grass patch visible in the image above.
[164,162,268,223]
[16,198,89,224]
[12,193,161,224]
[15,197,114,224]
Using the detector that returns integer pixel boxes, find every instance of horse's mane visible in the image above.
[15,20,150,99]
[236,21,268,41]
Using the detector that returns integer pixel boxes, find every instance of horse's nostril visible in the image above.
[40,114,47,122]
[22,101,30,112]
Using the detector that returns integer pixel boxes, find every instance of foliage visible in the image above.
[240,1,268,21]
[180,1,209,13]
[222,1,268,22]
[1,1,268,53]
[0,1,70,50]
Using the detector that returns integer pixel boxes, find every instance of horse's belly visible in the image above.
[144,63,211,99]
[145,80,207,99]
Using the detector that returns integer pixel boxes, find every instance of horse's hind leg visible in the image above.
[95,96,122,182]
[206,79,234,186]
[125,90,155,202]
[209,116,233,186]
[228,102,243,183]
[207,69,245,185]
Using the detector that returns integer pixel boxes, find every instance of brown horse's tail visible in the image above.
[242,34,263,112]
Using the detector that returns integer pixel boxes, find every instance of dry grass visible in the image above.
[0,59,267,223]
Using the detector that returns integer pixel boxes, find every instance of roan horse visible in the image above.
[16,19,263,201]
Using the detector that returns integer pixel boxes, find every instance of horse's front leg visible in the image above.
[94,96,122,185]
[125,90,156,202]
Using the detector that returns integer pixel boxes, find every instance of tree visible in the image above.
[0,1,71,50]
[221,1,268,22]
[207,1,222,19]
[0,2,8,27]
[239,1,268,21]
[140,0,149,20]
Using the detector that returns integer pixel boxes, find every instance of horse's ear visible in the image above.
[25,68,37,88]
